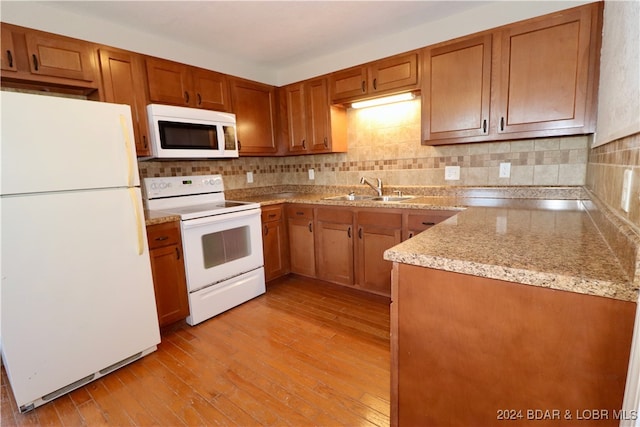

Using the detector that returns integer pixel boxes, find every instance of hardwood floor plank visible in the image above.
[2,275,391,426]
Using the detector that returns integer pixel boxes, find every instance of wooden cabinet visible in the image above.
[282,77,347,155]
[315,207,354,286]
[330,51,419,104]
[146,221,189,327]
[99,48,150,156]
[286,205,315,277]
[145,56,230,111]
[422,34,493,142]
[391,263,636,427]
[0,23,99,94]
[230,77,279,156]
[1,26,17,72]
[422,2,602,145]
[403,209,458,240]
[261,205,290,282]
[355,210,402,296]
[496,3,600,136]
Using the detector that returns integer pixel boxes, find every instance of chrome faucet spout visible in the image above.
[360,176,383,197]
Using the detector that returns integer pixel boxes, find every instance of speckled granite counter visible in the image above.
[144,210,180,226]
[384,200,637,302]
[144,184,637,302]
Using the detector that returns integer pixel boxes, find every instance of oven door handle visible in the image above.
[180,208,260,229]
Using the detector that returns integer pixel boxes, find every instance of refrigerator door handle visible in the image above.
[129,188,144,255]
[120,114,135,188]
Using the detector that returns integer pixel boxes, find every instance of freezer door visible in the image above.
[1,188,160,410]
[1,91,139,195]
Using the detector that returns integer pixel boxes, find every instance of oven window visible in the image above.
[201,226,251,268]
[159,121,219,150]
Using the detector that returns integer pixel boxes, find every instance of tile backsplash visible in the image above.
[139,98,589,191]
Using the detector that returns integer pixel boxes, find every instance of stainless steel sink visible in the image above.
[372,195,416,202]
[323,194,375,201]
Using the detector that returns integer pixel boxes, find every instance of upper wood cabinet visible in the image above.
[282,77,347,155]
[145,56,230,111]
[0,23,99,94]
[330,51,420,104]
[422,2,602,145]
[1,26,18,72]
[423,34,493,142]
[99,48,150,156]
[230,77,279,156]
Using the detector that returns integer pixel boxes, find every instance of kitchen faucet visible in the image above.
[360,176,383,197]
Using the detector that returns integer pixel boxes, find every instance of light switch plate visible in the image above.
[499,162,511,178]
[308,168,315,180]
[621,169,633,212]
[246,171,254,183]
[444,166,460,181]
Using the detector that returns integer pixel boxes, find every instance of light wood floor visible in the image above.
[2,275,391,426]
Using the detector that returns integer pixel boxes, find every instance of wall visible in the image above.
[140,97,589,191]
[586,0,640,229]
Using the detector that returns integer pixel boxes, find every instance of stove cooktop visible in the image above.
[156,200,260,220]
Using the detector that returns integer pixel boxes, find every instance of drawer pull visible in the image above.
[308,223,313,233]
[296,211,304,216]
[422,222,436,226]
[268,213,277,218]
[175,248,181,260]
[264,225,268,235]
[32,54,39,71]
[347,226,352,238]
[155,236,169,241]
[358,227,363,239]
[184,91,190,104]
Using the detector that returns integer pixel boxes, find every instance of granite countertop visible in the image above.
[384,200,637,302]
[144,187,637,302]
[144,210,180,226]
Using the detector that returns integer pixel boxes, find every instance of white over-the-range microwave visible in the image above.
[144,104,238,159]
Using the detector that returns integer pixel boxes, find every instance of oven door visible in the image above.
[180,208,263,292]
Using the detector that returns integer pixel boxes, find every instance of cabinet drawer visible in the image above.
[286,205,314,221]
[407,210,456,231]
[147,221,181,249]
[261,205,283,223]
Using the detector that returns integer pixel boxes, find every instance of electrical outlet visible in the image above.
[308,168,315,180]
[621,169,633,212]
[444,166,460,181]
[246,171,253,183]
[499,162,511,178]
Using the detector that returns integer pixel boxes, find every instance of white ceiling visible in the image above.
[46,1,489,69]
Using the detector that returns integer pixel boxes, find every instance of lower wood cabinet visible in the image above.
[391,263,636,427]
[261,204,290,282]
[316,207,354,286]
[146,221,189,327]
[355,210,402,296]
[286,205,316,277]
[285,204,458,297]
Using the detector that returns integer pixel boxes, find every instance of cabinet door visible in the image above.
[230,78,278,155]
[329,66,367,102]
[422,35,492,142]
[286,205,315,277]
[146,222,189,327]
[285,82,307,153]
[369,51,419,94]
[99,48,150,156]
[25,31,97,82]
[496,5,597,135]
[145,57,191,106]
[316,208,354,286]
[191,68,230,111]
[1,26,17,72]
[306,78,331,152]
[261,205,290,282]
[356,211,402,296]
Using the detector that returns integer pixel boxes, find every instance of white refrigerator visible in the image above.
[0,91,161,413]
